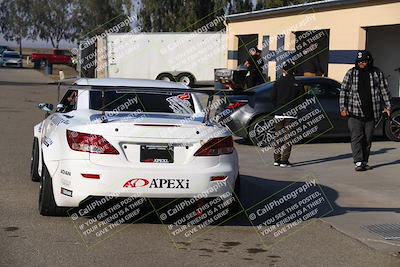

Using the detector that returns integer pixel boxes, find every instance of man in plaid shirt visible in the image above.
[339,50,391,171]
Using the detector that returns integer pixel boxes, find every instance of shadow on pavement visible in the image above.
[0,81,51,86]
[77,173,400,228]
[293,147,396,167]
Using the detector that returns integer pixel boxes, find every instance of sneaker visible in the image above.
[280,162,293,168]
[363,164,373,170]
[355,162,366,171]
[355,166,366,171]
[274,162,280,166]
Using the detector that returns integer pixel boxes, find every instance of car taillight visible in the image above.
[194,137,234,156]
[226,102,246,110]
[66,130,119,154]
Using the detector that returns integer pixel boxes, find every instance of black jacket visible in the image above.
[271,73,303,116]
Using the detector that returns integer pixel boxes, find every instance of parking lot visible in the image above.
[0,68,400,266]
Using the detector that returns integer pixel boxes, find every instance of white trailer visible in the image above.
[97,32,227,86]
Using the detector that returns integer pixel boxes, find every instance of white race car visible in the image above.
[31,78,240,216]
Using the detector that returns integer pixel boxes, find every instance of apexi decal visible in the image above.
[124,178,189,189]
[144,158,170,163]
[50,115,70,126]
[60,169,71,176]
[42,136,53,147]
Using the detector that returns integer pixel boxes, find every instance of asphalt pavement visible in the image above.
[0,68,399,267]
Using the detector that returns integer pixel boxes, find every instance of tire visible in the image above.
[385,110,400,142]
[40,60,47,68]
[156,73,175,82]
[39,162,66,216]
[30,138,40,182]
[33,61,40,69]
[177,73,195,87]
[248,114,275,147]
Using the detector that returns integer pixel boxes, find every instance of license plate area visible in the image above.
[140,144,174,163]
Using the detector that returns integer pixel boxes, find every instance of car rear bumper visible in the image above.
[49,156,239,207]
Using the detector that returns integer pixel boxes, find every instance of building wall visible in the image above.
[226,1,400,95]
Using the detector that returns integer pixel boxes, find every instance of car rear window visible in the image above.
[90,90,195,114]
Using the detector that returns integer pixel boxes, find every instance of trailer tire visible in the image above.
[156,73,175,82]
[177,73,195,86]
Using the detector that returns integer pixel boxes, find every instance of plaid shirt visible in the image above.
[339,67,391,122]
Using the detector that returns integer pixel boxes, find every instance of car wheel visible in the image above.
[156,73,175,82]
[39,162,66,216]
[385,110,400,142]
[40,60,47,68]
[248,115,275,147]
[33,61,40,69]
[177,73,195,86]
[30,138,40,182]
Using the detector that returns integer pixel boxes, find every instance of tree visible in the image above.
[30,0,75,48]
[139,0,228,32]
[234,0,253,13]
[255,0,320,10]
[72,0,133,40]
[0,0,32,55]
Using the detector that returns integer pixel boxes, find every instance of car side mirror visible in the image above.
[38,103,53,117]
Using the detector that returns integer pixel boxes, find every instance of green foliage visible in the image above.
[72,0,133,40]
[0,0,32,53]
[255,0,320,10]
[139,0,227,32]
[30,0,75,48]
[0,0,322,49]
[138,0,321,32]
[234,0,253,13]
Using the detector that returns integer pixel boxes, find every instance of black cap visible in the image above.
[356,50,371,63]
[249,47,261,53]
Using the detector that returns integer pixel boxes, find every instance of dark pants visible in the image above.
[348,117,374,164]
[274,118,294,163]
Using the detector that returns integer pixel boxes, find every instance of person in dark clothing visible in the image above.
[302,52,325,77]
[339,50,391,171]
[271,61,303,167]
[244,47,265,88]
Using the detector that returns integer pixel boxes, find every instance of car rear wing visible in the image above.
[49,79,254,123]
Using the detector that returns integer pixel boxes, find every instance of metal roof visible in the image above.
[225,0,397,23]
